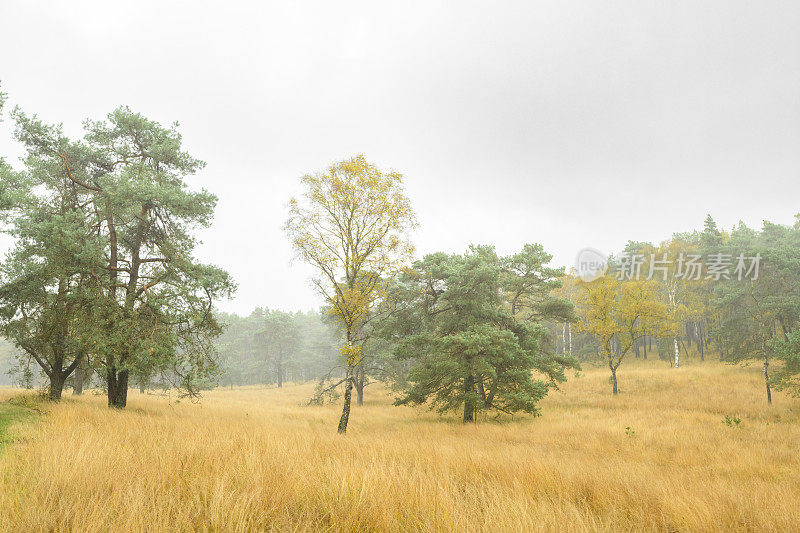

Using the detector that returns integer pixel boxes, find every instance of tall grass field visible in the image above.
[1,360,799,532]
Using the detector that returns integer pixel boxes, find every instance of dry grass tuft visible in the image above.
[1,360,799,532]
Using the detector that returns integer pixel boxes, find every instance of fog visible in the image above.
[1,1,798,314]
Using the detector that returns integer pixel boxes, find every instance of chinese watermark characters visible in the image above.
[614,253,761,281]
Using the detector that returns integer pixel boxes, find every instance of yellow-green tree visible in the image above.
[285,155,416,433]
[576,276,673,394]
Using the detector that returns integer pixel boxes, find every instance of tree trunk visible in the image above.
[698,325,705,361]
[673,337,680,368]
[763,353,772,405]
[568,323,572,356]
[463,374,476,423]
[337,365,354,434]
[48,373,65,402]
[72,365,85,396]
[355,383,363,405]
[277,358,283,388]
[355,364,364,406]
[610,364,618,395]
[108,368,129,408]
[111,203,146,410]
[779,319,790,342]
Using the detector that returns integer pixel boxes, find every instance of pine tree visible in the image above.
[395,245,576,422]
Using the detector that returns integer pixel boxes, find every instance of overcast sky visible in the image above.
[1,1,798,315]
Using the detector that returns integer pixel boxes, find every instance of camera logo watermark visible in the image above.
[576,248,608,282]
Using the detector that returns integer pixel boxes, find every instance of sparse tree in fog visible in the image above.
[214,309,340,388]
[258,311,300,388]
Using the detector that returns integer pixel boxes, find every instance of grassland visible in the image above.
[0,360,799,532]
[0,393,38,449]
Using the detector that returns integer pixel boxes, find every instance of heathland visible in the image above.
[1,359,798,532]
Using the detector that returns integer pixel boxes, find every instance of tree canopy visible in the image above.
[0,103,234,405]
[394,245,577,421]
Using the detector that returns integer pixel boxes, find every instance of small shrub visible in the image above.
[722,414,742,428]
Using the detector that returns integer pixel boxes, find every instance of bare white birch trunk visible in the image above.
[668,283,679,369]
[568,322,572,355]
[673,337,680,368]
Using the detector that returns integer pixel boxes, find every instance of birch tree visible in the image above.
[285,155,416,433]
[576,276,671,394]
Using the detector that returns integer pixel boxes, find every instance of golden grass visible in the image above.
[1,360,799,532]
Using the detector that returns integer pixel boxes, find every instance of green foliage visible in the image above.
[701,214,723,250]
[502,243,573,321]
[84,108,234,404]
[711,220,800,402]
[0,104,235,406]
[716,222,800,357]
[0,111,106,400]
[394,245,577,421]
[773,327,800,396]
[722,414,742,428]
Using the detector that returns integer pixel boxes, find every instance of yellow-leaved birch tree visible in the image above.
[285,155,416,433]
[576,276,673,394]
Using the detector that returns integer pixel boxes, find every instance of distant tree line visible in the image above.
[213,309,342,388]
[564,214,800,400]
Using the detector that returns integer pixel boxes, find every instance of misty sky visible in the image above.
[1,1,798,315]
